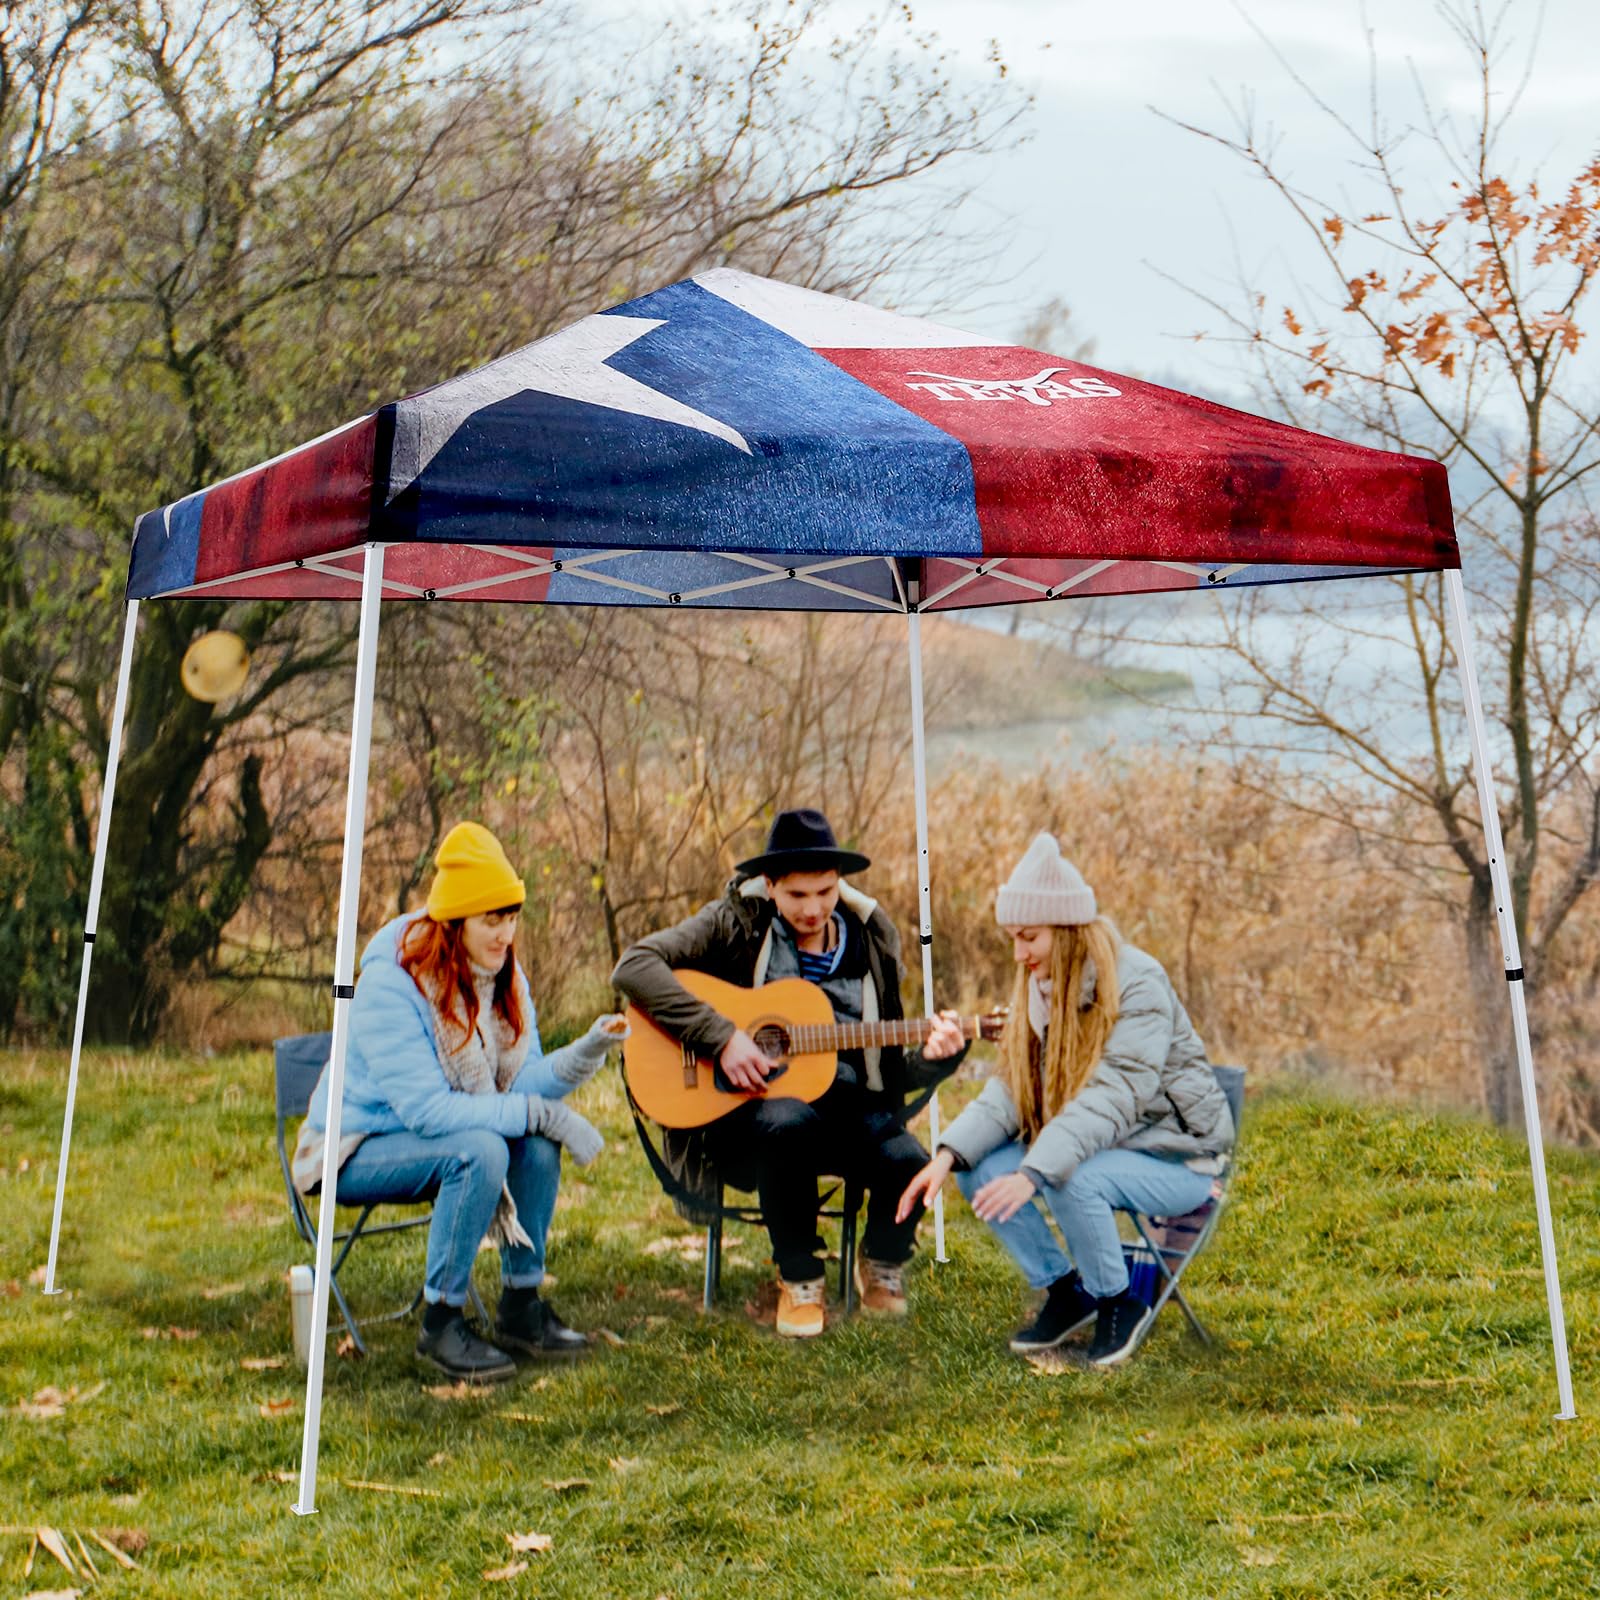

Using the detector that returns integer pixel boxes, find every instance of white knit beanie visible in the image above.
[994,832,1097,927]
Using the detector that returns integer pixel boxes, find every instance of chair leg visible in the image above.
[329,1274,367,1357]
[703,1209,723,1312]
[839,1182,861,1314]
[1170,1285,1212,1345]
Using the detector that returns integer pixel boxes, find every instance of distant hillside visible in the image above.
[919,614,1189,732]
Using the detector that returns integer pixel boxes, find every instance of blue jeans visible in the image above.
[956,1142,1214,1298]
[336,1128,562,1306]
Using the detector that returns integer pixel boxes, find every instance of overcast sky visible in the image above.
[856,0,1598,390]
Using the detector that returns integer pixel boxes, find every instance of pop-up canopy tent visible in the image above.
[46,269,1573,1515]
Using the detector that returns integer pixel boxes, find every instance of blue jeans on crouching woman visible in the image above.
[335,1130,560,1307]
[955,1142,1214,1299]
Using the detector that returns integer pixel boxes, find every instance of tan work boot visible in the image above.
[774,1275,826,1338]
[853,1256,908,1318]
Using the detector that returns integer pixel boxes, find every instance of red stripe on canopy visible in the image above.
[821,347,1456,571]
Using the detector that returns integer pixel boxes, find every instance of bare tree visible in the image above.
[1159,0,1600,1125]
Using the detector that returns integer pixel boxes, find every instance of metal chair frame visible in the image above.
[273,1031,486,1356]
[1119,1063,1245,1348]
[627,1104,862,1313]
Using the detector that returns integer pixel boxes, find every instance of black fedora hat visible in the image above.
[735,808,871,879]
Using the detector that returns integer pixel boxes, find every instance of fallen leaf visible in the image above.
[140,1328,160,1340]
[27,1265,47,1286]
[88,1529,140,1569]
[426,1451,449,1468]
[201,1282,247,1300]
[18,1389,67,1420]
[542,1478,591,1493]
[644,1402,681,1417]
[482,1560,529,1581]
[166,1326,200,1341]
[258,1398,296,1418]
[70,1531,99,1581]
[36,1527,77,1576]
[240,1356,287,1371]
[507,1531,554,1554]
[594,1327,625,1348]
[609,1456,643,1475]
[425,1382,488,1401]
[335,1334,363,1360]
[2,1279,22,1298]
[100,1527,148,1556]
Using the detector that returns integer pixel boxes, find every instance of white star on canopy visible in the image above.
[387,315,751,501]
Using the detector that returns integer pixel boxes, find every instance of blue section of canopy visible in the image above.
[382,280,981,555]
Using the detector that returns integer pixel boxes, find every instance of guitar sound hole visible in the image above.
[753,1024,790,1064]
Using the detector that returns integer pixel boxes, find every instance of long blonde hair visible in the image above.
[1000,917,1122,1141]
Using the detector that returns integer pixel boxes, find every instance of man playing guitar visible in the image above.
[612,808,966,1337]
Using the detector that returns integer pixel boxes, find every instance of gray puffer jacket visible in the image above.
[938,942,1234,1190]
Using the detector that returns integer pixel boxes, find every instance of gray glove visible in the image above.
[527,1096,604,1165]
[544,1013,631,1089]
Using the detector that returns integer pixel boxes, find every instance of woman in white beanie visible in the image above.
[897,832,1234,1366]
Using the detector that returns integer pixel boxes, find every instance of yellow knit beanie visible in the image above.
[426,822,526,921]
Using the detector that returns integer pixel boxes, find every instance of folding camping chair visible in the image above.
[1122,1063,1246,1347]
[273,1031,486,1354]
[626,1093,863,1314]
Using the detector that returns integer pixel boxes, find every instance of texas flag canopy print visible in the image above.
[127,269,1457,612]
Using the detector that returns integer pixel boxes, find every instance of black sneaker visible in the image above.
[1009,1271,1098,1353]
[494,1287,590,1359]
[415,1310,517,1383]
[1086,1289,1155,1368]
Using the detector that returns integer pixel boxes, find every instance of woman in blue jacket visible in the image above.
[293,822,627,1382]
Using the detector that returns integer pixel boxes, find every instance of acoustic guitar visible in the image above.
[623,969,1006,1129]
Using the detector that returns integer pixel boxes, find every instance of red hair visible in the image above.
[398,914,525,1050]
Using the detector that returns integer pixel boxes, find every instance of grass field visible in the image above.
[3,1048,1599,1598]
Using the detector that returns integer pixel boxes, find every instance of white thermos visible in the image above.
[288,1264,315,1362]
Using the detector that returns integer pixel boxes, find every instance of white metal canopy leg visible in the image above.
[44,600,141,1294]
[1444,569,1576,1420]
[295,544,387,1514]
[905,593,948,1261]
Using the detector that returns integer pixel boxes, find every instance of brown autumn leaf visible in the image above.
[335,1334,363,1360]
[425,1381,488,1401]
[18,1388,67,1420]
[593,1327,625,1348]
[1282,307,1302,336]
[240,1356,287,1371]
[482,1560,529,1581]
[97,1528,148,1557]
[258,1398,296,1418]
[542,1478,592,1493]
[426,1451,449,1468]
[35,1527,78,1576]
[644,1401,681,1417]
[507,1531,554,1554]
[87,1529,141,1569]
[1322,215,1345,244]
[166,1326,200,1341]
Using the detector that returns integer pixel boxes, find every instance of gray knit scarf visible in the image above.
[425,962,535,1250]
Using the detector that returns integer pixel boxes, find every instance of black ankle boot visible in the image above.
[1086,1289,1155,1368]
[414,1306,516,1383]
[1009,1271,1098,1353]
[494,1286,590,1359]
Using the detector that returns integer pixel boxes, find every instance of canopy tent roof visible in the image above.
[127,270,1457,612]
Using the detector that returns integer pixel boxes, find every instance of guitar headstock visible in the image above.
[974,1007,1009,1043]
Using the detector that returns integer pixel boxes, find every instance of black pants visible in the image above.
[704,1080,930,1282]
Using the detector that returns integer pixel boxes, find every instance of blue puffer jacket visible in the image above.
[299,912,613,1147]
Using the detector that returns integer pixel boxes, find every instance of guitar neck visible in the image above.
[788,1015,974,1054]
